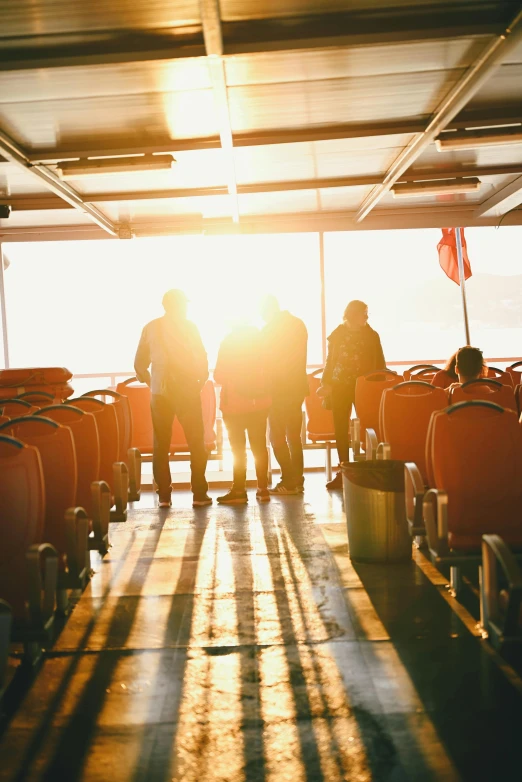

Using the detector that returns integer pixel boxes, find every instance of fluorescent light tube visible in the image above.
[392,178,481,198]
[436,127,522,151]
[57,155,175,177]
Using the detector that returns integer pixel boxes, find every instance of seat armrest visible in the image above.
[376,442,390,460]
[422,488,449,556]
[350,418,361,459]
[127,447,141,502]
[0,599,12,691]
[482,534,522,643]
[365,428,378,460]
[26,543,58,625]
[111,462,129,522]
[64,507,90,585]
[404,462,426,534]
[91,480,111,552]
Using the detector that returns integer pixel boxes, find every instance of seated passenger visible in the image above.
[449,346,486,393]
[432,352,458,389]
[213,323,272,505]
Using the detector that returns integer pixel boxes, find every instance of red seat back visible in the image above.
[355,371,403,441]
[39,405,100,516]
[450,379,516,411]
[116,377,217,453]
[0,399,37,417]
[486,366,513,386]
[431,370,456,389]
[427,402,522,551]
[507,361,522,387]
[304,371,335,442]
[380,382,447,483]
[82,390,132,462]
[403,364,438,382]
[0,436,45,618]
[0,417,77,564]
[67,398,119,487]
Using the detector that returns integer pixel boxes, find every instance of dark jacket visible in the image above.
[322,323,385,385]
[134,315,208,395]
[214,327,271,415]
[261,311,308,399]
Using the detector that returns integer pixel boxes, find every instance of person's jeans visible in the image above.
[331,380,357,465]
[151,390,208,498]
[268,395,304,488]
[224,410,269,491]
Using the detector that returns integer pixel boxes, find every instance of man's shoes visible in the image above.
[256,489,271,503]
[217,490,248,505]
[158,500,172,508]
[326,472,343,491]
[192,494,213,507]
[269,482,299,495]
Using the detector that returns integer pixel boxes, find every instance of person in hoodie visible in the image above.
[318,300,385,490]
[134,289,212,508]
[260,295,308,495]
[214,323,272,504]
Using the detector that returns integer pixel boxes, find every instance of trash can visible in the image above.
[342,461,411,563]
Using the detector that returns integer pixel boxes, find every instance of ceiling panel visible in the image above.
[220,0,476,21]
[0,163,46,196]
[0,88,218,149]
[318,185,375,210]
[97,194,233,222]
[226,69,465,131]
[0,1,200,37]
[224,38,483,86]
[466,64,522,107]
[0,209,93,228]
[410,140,522,172]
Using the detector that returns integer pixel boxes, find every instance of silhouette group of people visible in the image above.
[135,289,486,506]
[135,290,309,507]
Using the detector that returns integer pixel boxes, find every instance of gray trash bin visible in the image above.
[342,461,411,563]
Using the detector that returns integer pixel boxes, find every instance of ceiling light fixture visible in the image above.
[436,127,522,151]
[391,178,481,198]
[56,154,176,177]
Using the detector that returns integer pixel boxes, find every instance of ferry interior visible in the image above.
[1,1,522,780]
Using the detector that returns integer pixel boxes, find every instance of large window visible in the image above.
[324,227,522,363]
[3,233,322,374]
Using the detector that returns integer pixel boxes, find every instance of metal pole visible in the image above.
[319,231,327,365]
[455,227,471,345]
[0,242,10,368]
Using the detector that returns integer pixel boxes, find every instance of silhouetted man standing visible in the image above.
[134,289,212,508]
[261,295,308,494]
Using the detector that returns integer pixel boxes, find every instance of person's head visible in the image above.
[455,346,485,383]
[260,294,280,324]
[444,351,459,380]
[343,300,368,328]
[162,289,188,319]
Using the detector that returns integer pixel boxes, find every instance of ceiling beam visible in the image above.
[200,0,239,223]
[0,129,118,235]
[4,164,522,211]
[474,174,522,217]
[0,5,513,72]
[356,6,522,222]
[10,107,521,164]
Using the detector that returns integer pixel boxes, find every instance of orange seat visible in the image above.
[403,364,438,382]
[81,390,132,461]
[67,398,118,488]
[0,417,86,587]
[0,399,37,417]
[516,384,522,416]
[486,366,513,386]
[450,379,516,411]
[304,370,335,442]
[507,361,522,387]
[116,377,217,453]
[380,381,447,483]
[355,370,403,441]
[0,435,47,621]
[67,397,128,521]
[427,402,522,551]
[18,390,56,406]
[0,367,72,386]
[39,405,100,515]
[431,370,455,389]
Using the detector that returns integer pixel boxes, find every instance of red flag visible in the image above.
[437,228,472,286]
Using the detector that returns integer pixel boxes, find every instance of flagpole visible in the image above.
[455,227,471,346]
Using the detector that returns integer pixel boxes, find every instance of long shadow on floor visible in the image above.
[33,510,210,782]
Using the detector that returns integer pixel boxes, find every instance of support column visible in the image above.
[0,243,10,368]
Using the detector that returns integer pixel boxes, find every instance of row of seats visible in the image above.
[0,385,142,690]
